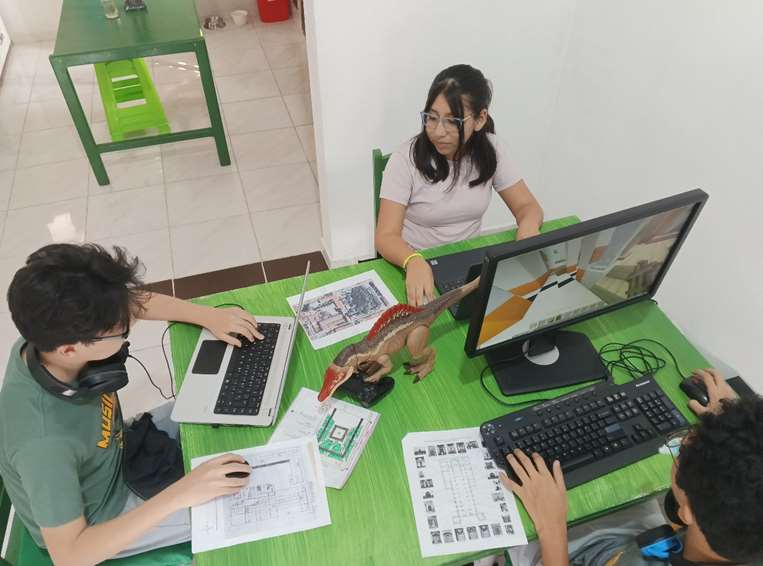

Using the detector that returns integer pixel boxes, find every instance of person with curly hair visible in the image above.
[0,243,263,564]
[505,368,763,565]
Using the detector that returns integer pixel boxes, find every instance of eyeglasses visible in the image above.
[89,328,130,342]
[420,111,471,133]
[664,427,690,461]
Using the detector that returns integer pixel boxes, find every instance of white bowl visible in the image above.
[231,10,248,26]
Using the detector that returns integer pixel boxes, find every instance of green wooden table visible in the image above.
[170,217,706,565]
[50,0,229,186]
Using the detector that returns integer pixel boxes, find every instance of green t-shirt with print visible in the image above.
[0,339,131,547]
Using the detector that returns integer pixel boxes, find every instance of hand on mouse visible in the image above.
[405,256,435,307]
[167,453,250,508]
[688,368,738,416]
[202,306,263,346]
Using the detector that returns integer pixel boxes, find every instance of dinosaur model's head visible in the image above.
[317,344,358,402]
[318,364,355,402]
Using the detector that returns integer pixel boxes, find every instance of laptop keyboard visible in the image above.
[213,322,281,416]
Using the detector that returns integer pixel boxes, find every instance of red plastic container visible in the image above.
[257,0,290,23]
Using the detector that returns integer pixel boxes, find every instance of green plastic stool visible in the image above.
[94,58,171,141]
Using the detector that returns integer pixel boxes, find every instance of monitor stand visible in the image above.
[484,330,609,396]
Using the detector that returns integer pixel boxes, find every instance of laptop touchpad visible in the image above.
[192,340,228,374]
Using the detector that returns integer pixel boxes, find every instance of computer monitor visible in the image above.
[465,189,708,396]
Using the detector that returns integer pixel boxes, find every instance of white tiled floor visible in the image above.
[0,16,322,410]
[0,14,320,298]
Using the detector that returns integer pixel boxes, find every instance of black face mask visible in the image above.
[664,489,687,527]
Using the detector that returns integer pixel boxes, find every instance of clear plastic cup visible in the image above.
[101,0,120,19]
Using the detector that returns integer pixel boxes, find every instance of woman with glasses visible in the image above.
[375,64,544,306]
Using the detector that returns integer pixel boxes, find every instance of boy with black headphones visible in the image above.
[504,370,763,566]
[0,243,262,564]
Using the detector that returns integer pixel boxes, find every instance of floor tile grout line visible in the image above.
[161,153,307,187]
[158,134,177,289]
[0,46,37,251]
[219,121,299,138]
[12,149,87,173]
[169,214,260,280]
[163,168,244,192]
[233,24,271,284]
[6,193,90,214]
[88,224,173,247]
[246,21,313,273]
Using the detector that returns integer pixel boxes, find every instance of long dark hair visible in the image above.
[411,64,496,190]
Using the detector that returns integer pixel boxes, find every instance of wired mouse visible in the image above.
[679,377,709,407]
[224,459,251,479]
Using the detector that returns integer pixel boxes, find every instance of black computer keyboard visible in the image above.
[439,278,465,293]
[480,375,687,489]
[214,322,281,416]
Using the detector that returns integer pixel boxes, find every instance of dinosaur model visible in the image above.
[318,277,480,402]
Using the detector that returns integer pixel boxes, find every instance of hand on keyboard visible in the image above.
[405,257,435,306]
[500,449,568,537]
[202,306,263,346]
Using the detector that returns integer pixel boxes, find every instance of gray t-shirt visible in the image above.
[0,339,130,546]
[380,133,522,250]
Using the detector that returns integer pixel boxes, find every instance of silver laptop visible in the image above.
[171,263,310,427]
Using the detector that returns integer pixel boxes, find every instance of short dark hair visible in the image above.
[411,64,497,191]
[7,243,147,352]
[676,397,763,562]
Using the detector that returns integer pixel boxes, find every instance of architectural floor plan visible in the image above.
[191,438,331,553]
[288,270,396,349]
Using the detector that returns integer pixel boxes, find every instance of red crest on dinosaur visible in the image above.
[368,304,422,339]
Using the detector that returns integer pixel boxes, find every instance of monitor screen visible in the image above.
[472,202,698,352]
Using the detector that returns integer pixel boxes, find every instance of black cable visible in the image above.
[480,337,685,407]
[213,302,245,310]
[128,353,174,400]
[598,338,685,382]
[157,302,249,398]
[159,323,177,398]
[478,351,538,408]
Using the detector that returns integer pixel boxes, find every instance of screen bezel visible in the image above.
[464,189,708,357]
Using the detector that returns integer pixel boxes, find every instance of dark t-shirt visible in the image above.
[0,339,130,546]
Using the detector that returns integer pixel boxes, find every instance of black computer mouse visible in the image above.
[679,377,709,407]
[224,459,251,479]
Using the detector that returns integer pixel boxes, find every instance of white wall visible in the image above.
[541,0,763,388]
[305,0,577,264]
[308,0,763,386]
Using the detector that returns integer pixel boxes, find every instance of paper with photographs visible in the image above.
[402,428,527,558]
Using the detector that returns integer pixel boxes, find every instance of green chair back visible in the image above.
[372,148,391,222]
[1,476,12,566]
